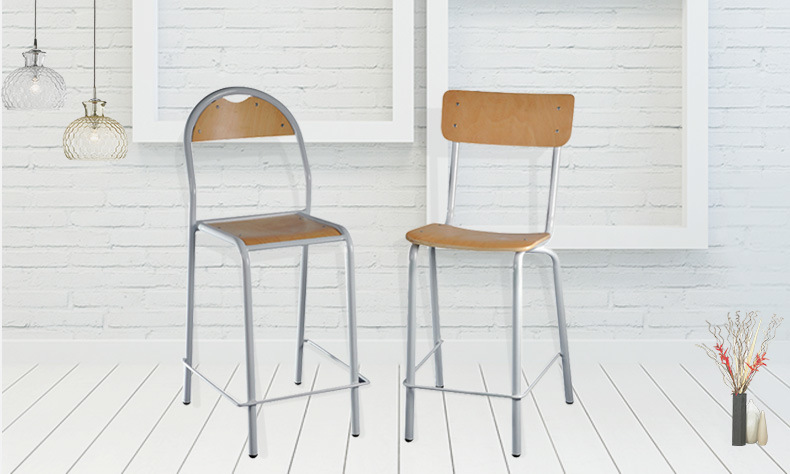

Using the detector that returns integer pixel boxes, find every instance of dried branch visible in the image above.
[759,314,784,354]
[697,343,736,392]
[699,312,783,394]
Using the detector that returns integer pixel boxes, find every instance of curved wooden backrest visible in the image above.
[441,90,574,147]
[191,96,295,142]
[184,88,314,221]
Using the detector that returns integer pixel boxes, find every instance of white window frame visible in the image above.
[132,0,414,143]
[426,0,708,249]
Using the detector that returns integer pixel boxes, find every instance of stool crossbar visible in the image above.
[404,351,560,401]
[404,90,575,458]
[182,87,365,458]
[183,339,369,408]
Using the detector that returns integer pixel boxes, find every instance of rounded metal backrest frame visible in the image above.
[183,87,312,227]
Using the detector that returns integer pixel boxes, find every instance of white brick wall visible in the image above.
[449,0,683,227]
[157,0,394,122]
[2,0,789,341]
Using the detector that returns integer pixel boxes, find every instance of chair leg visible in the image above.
[427,247,445,388]
[544,249,573,404]
[240,247,259,458]
[295,246,309,385]
[344,239,361,437]
[404,244,419,442]
[511,252,525,457]
[183,228,196,405]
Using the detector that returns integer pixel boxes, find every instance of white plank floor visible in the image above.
[3,360,790,473]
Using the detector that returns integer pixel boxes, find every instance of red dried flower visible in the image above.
[714,343,734,378]
[747,352,769,373]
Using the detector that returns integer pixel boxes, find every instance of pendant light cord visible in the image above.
[33,0,38,49]
[93,0,97,99]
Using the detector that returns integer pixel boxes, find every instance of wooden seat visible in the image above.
[206,213,341,247]
[406,223,550,252]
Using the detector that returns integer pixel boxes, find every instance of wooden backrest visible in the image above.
[191,96,295,142]
[441,90,574,147]
[184,88,314,221]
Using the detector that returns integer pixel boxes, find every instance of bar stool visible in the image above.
[181,87,367,458]
[404,90,575,457]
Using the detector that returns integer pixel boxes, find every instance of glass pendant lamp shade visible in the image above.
[63,0,127,161]
[2,0,66,110]
[63,99,128,161]
[3,50,66,109]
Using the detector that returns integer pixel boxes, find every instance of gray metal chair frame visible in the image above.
[404,91,574,458]
[182,87,366,458]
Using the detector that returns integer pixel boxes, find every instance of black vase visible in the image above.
[732,392,747,446]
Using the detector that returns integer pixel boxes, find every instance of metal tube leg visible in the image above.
[344,238,361,437]
[428,247,444,388]
[295,246,309,385]
[183,228,196,405]
[405,244,419,442]
[512,252,525,457]
[240,248,259,458]
[545,249,573,404]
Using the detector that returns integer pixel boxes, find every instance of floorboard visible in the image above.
[2,363,117,473]
[571,363,673,473]
[752,365,790,432]
[766,364,790,386]
[178,363,277,473]
[525,362,618,473]
[13,365,156,474]
[2,364,37,393]
[289,359,355,474]
[602,363,728,473]
[442,364,509,474]
[480,361,563,473]
[4,359,788,473]
[233,359,319,473]
[3,363,77,430]
[68,364,185,473]
[123,363,238,474]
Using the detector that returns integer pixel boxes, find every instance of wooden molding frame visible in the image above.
[132,0,414,143]
[426,0,708,249]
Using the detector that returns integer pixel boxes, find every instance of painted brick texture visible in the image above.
[2,0,789,341]
[449,0,684,227]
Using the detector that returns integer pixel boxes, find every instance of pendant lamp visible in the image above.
[2,0,66,110]
[63,0,127,161]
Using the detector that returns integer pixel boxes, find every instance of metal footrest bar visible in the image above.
[182,340,369,408]
[403,352,561,401]
[414,340,444,373]
[303,339,368,384]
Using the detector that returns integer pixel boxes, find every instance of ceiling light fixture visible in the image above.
[63,0,127,161]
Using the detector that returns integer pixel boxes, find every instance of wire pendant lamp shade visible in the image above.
[2,0,66,110]
[63,0,127,161]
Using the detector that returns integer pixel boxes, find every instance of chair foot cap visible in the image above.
[183,401,190,405]
[352,434,360,438]
[295,382,302,385]
[405,439,413,443]
[566,401,574,405]
[513,454,521,458]
[249,454,257,459]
